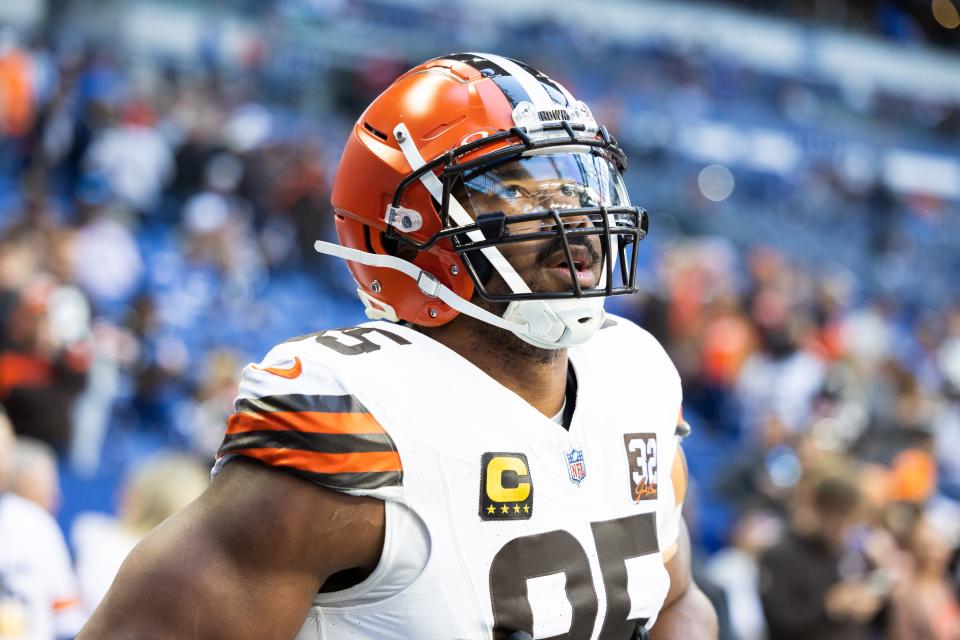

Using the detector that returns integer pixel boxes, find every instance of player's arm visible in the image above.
[649,519,717,639]
[78,458,384,640]
[650,447,718,640]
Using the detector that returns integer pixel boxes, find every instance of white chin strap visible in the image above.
[313,240,605,350]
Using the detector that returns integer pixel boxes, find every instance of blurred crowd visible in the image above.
[0,20,356,469]
[720,0,960,49]
[1,1,959,638]
[617,236,960,638]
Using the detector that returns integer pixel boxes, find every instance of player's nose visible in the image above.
[565,211,599,229]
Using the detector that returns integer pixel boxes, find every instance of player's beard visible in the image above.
[466,234,602,363]
[458,243,588,367]
[465,296,562,367]
[417,234,603,365]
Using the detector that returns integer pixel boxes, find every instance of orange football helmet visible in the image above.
[316,53,648,349]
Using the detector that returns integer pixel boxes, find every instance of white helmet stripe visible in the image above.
[510,56,577,107]
[553,79,576,106]
[392,123,531,295]
[468,52,553,109]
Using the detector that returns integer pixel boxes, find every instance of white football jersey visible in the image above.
[213,314,684,640]
[0,493,85,640]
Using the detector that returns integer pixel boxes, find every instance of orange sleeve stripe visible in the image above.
[227,447,402,474]
[226,411,386,436]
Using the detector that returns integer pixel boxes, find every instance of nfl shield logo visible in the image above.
[565,448,587,486]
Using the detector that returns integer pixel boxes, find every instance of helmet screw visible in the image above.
[428,307,439,318]
[395,130,407,143]
[371,280,382,293]
[449,265,459,276]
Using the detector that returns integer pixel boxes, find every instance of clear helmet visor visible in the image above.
[453,151,640,297]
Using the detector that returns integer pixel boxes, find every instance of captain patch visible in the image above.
[479,452,533,521]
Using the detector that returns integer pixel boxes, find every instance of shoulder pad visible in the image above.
[214,340,403,495]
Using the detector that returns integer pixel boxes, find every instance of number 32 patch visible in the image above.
[623,433,658,502]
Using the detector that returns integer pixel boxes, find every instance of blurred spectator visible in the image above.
[888,518,960,640]
[717,414,801,516]
[0,269,90,454]
[83,101,173,215]
[758,473,882,640]
[0,28,35,138]
[852,363,938,468]
[0,408,84,639]
[72,453,209,611]
[735,286,826,435]
[69,203,144,310]
[705,511,782,640]
[10,436,60,515]
[178,348,243,459]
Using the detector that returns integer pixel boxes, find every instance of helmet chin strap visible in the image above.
[503,297,606,349]
[314,240,605,350]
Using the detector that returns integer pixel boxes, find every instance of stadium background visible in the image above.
[1,0,959,637]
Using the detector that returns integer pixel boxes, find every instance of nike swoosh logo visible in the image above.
[252,357,302,379]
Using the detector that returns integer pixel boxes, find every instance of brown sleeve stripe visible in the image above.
[226,410,387,436]
[219,430,396,455]
[220,392,403,484]
[255,464,402,491]
[307,469,401,490]
[675,406,692,438]
[223,447,402,475]
[235,393,367,415]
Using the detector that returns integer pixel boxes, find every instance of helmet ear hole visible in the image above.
[395,242,418,262]
[379,230,399,256]
[380,230,418,262]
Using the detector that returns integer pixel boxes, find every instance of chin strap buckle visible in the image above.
[416,271,441,298]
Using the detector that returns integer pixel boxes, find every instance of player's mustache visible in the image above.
[535,234,601,267]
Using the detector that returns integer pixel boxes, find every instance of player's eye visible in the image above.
[502,185,523,199]
[580,191,600,207]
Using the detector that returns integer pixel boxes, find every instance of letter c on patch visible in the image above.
[486,456,531,503]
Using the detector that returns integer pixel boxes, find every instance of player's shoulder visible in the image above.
[588,313,679,378]
[235,335,343,403]
[595,313,661,343]
[220,324,407,497]
[266,322,416,364]
[239,322,416,398]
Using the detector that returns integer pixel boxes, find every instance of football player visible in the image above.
[79,53,718,639]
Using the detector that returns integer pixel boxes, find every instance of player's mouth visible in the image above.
[545,244,600,289]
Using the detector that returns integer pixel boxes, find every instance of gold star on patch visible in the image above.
[523,504,530,513]
[487,505,496,514]
[513,504,521,513]
[501,505,509,514]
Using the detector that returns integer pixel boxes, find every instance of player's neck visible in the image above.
[415,317,569,419]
